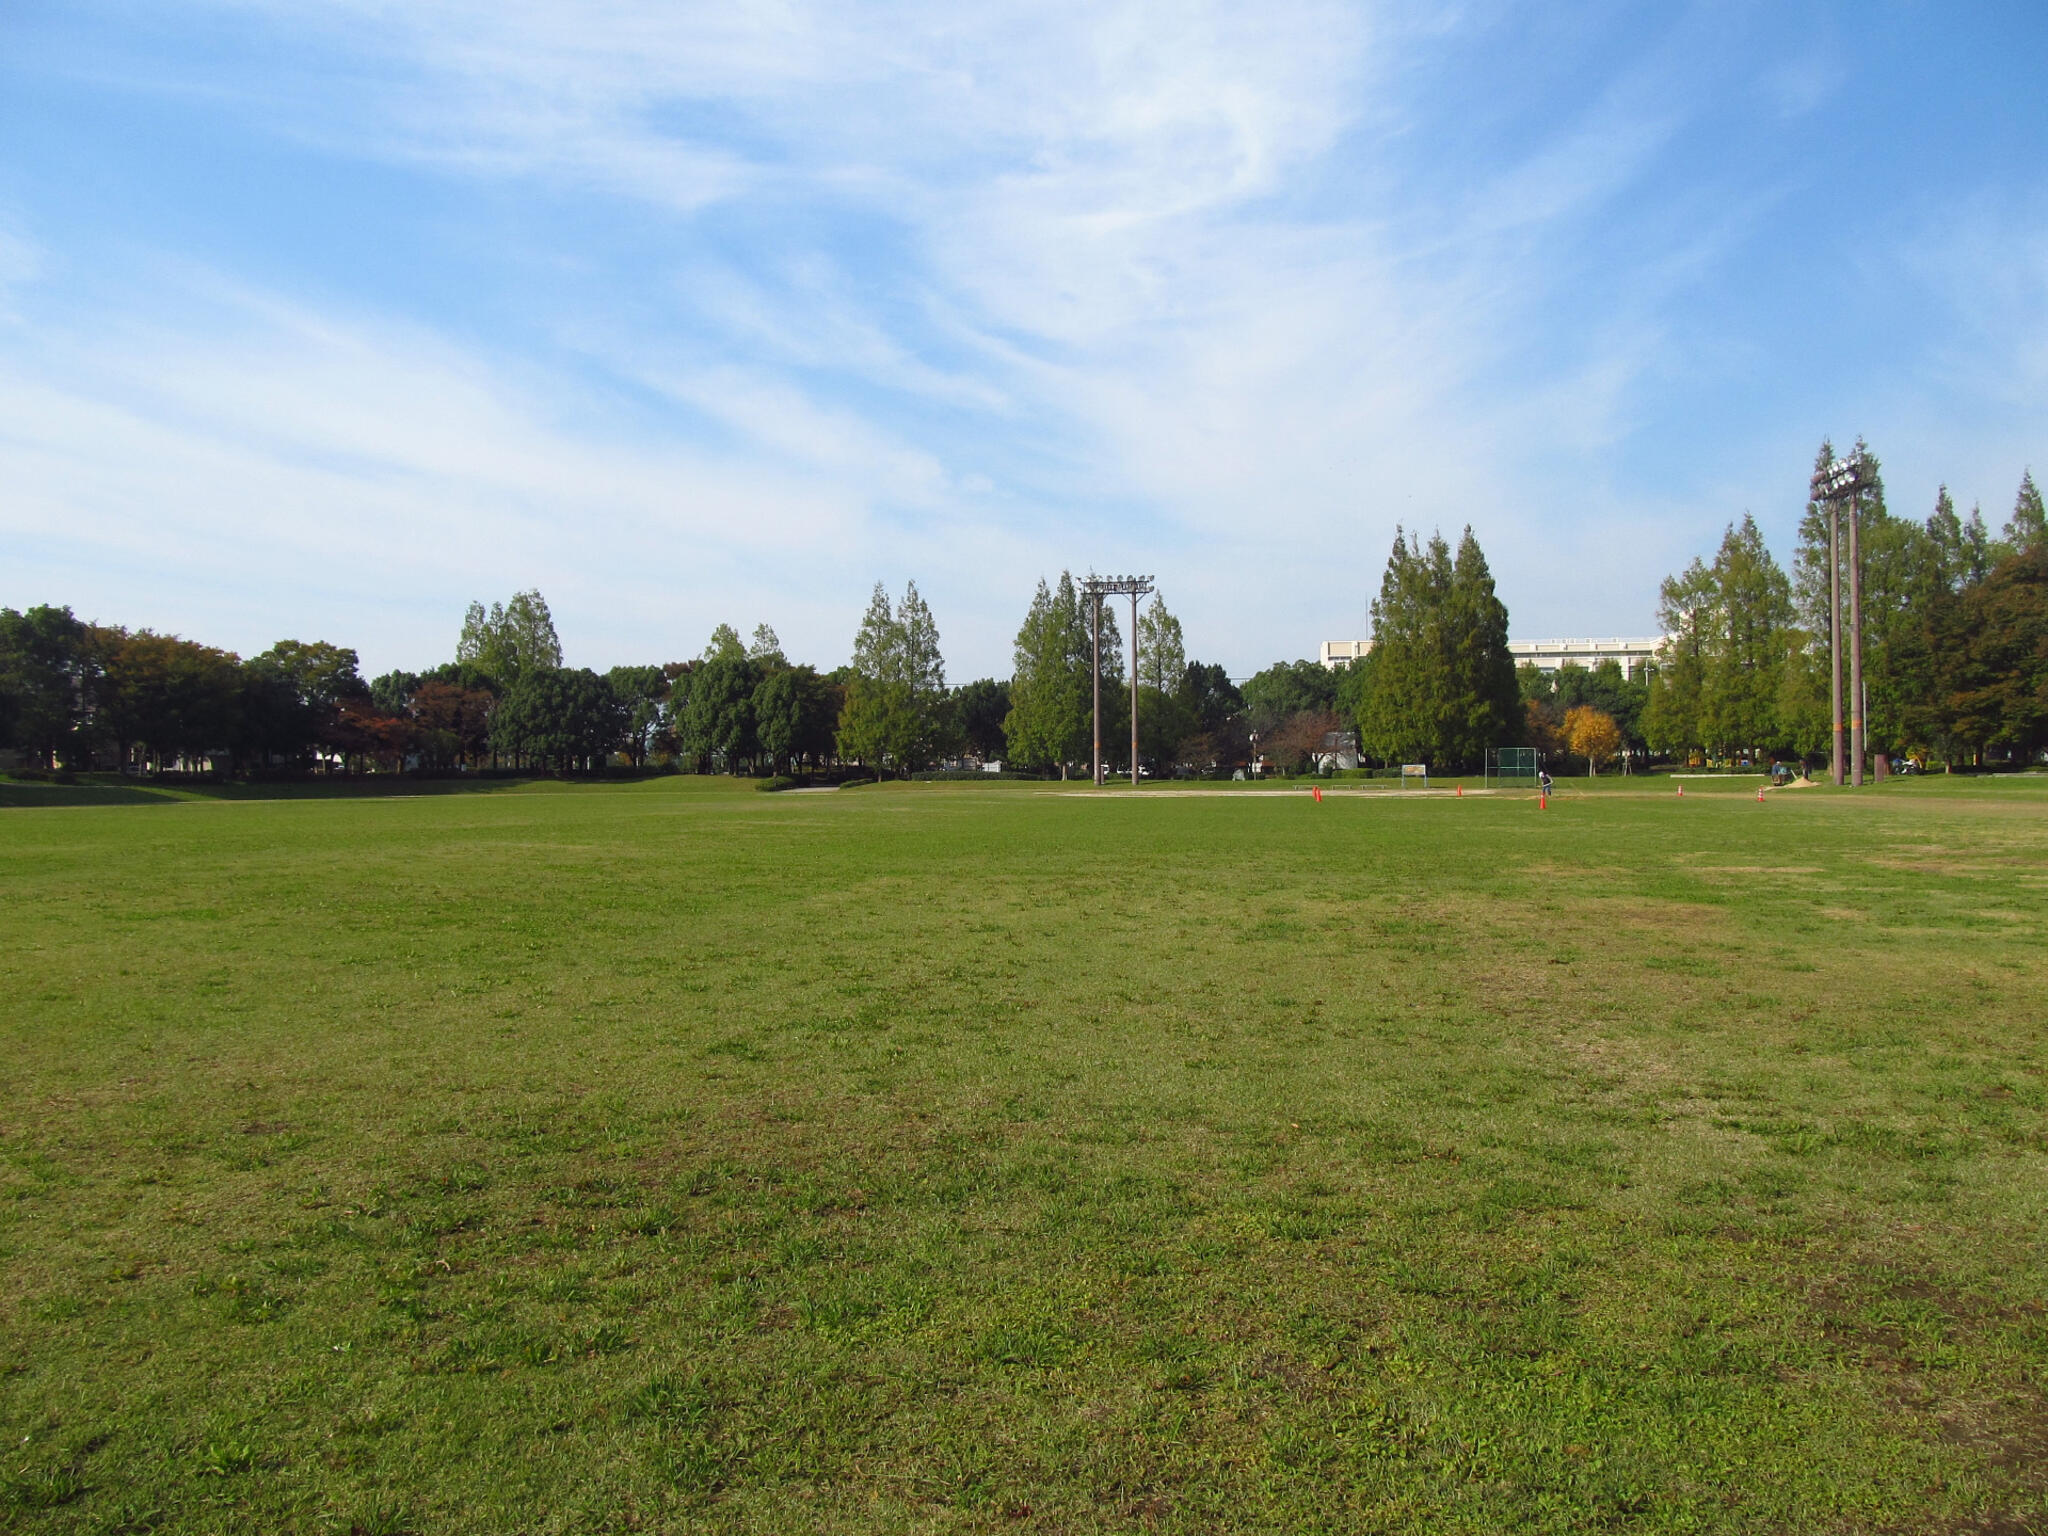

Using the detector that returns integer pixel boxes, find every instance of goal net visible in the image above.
[1486,747,1539,790]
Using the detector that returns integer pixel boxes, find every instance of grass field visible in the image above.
[2,773,2045,1533]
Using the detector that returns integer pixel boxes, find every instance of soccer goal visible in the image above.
[1400,763,1429,790]
[1486,747,1540,790]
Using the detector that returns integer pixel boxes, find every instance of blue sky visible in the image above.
[3,1,2043,681]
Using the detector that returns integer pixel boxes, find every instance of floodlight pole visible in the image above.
[1814,450,1866,786]
[1081,575,1154,790]
[1848,482,1865,787]
[1130,589,1141,787]
[1092,594,1103,787]
[1829,487,1844,786]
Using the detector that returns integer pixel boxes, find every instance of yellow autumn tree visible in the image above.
[1564,705,1623,776]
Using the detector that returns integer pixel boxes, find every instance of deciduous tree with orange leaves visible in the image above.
[1564,705,1623,776]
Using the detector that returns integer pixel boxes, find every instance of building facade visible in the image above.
[1506,638,1663,681]
[1320,636,1664,679]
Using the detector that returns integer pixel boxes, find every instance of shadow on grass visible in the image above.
[0,775,561,809]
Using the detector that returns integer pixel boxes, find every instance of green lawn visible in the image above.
[2,774,2045,1533]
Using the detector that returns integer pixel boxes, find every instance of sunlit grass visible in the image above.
[2,773,2044,1532]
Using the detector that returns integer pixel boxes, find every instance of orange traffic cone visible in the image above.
[1312,785,1322,803]
[1456,784,1462,798]
[1756,786,1766,803]
[1677,785,1684,798]
[1538,793,1547,810]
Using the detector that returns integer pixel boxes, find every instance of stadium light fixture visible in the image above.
[1809,450,1868,786]
[1081,575,1155,788]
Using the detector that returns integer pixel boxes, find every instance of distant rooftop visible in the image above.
[1321,636,1666,677]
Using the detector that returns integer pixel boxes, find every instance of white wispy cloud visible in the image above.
[16,1,2033,676]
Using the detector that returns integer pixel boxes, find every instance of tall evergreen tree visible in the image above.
[1137,595,1185,695]
[1354,529,1457,767]
[1791,438,1840,635]
[838,583,903,772]
[894,580,952,766]
[456,590,562,686]
[1642,559,1716,760]
[2002,469,2045,557]
[702,624,746,663]
[1932,542,2048,762]
[1004,573,1093,776]
[837,580,950,772]
[1702,515,1793,757]
[1444,527,1519,765]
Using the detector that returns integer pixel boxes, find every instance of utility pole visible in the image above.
[1081,575,1154,789]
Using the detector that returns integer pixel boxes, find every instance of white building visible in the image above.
[1507,638,1664,681]
[1320,635,1664,680]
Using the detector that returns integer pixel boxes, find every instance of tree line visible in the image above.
[1640,446,2045,768]
[0,533,1541,781]
[0,584,977,778]
[7,448,2038,780]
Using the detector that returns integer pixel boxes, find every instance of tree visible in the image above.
[1932,543,2048,763]
[1136,596,1186,695]
[607,665,671,767]
[1564,705,1623,776]
[838,583,905,772]
[684,652,761,771]
[369,671,420,714]
[661,661,698,763]
[1927,485,1994,591]
[1642,559,1715,761]
[247,640,367,767]
[1523,660,1648,768]
[953,678,1011,762]
[1181,662,1241,735]
[96,630,242,773]
[1354,528,1491,768]
[457,590,563,686]
[1702,514,1793,758]
[837,580,952,773]
[1239,660,1338,737]
[1444,527,1521,765]
[1179,661,1245,774]
[409,680,495,769]
[489,667,623,771]
[2003,469,2045,558]
[1003,575,1091,776]
[703,624,746,664]
[0,605,96,768]
[753,665,835,773]
[1267,710,1343,775]
[747,625,786,666]
[896,581,951,766]
[1773,630,1831,768]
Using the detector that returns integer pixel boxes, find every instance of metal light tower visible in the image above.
[1081,575,1154,787]
[1811,450,1868,786]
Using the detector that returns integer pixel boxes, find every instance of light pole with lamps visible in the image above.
[1811,450,1868,786]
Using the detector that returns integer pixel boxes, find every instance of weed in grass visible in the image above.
[5,1466,90,1510]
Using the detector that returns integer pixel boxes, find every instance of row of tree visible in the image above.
[11,448,2036,779]
[1642,449,2045,766]
[0,583,1001,778]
